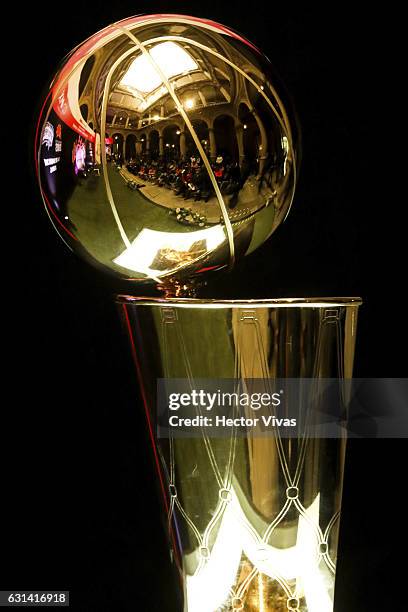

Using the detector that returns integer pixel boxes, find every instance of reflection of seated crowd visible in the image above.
[126,154,253,207]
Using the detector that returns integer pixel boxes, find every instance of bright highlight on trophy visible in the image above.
[35,14,299,288]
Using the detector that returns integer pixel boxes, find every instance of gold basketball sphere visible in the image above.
[36,14,300,286]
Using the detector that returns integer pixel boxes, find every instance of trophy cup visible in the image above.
[35,14,361,611]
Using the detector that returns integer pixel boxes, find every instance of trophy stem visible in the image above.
[156,278,203,299]
[118,297,361,612]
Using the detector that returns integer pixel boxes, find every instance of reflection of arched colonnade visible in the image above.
[104,99,269,174]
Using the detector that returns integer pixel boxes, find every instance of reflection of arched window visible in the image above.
[78,56,95,97]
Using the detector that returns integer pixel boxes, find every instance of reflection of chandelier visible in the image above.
[185,98,195,110]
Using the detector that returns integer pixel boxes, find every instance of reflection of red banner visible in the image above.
[105,137,113,144]
[53,84,95,142]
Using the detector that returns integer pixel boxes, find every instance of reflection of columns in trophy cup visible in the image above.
[35,14,362,611]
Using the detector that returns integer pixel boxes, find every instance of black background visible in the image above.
[3,2,405,611]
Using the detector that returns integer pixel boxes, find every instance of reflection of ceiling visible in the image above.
[110,68,211,114]
[114,41,205,114]
[121,42,198,95]
[107,38,233,120]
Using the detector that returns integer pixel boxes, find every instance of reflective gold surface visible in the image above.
[119,298,361,611]
[36,15,299,286]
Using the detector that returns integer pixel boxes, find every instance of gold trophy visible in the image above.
[35,14,361,611]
